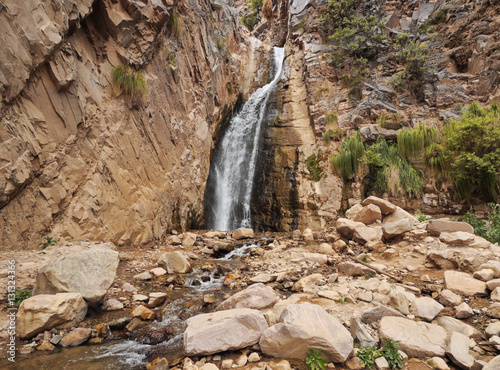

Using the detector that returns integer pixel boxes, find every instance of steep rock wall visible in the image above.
[0,0,256,249]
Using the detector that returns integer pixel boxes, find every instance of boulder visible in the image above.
[346,204,363,220]
[158,251,192,274]
[439,290,462,307]
[439,231,475,245]
[479,261,500,278]
[292,274,325,292]
[444,271,487,296]
[233,228,254,240]
[353,204,382,225]
[259,303,353,363]
[33,245,119,304]
[183,308,268,355]
[484,356,500,370]
[131,305,156,320]
[336,218,365,239]
[383,207,418,225]
[427,219,474,236]
[410,297,444,321]
[428,357,450,370]
[362,196,397,214]
[182,232,198,247]
[455,302,474,319]
[473,269,495,281]
[446,332,475,369]
[492,287,500,302]
[435,316,483,339]
[382,219,413,239]
[60,328,92,347]
[17,293,87,339]
[148,292,168,308]
[338,262,375,277]
[379,316,447,357]
[486,322,500,338]
[217,283,277,311]
[361,305,405,324]
[487,302,500,318]
[353,227,383,245]
[303,228,314,241]
[488,279,500,291]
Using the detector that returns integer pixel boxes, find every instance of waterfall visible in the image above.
[206,47,285,231]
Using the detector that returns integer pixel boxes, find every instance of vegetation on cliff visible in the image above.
[112,65,147,98]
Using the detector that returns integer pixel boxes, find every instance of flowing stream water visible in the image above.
[206,47,285,231]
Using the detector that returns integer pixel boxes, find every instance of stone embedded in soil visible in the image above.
[183,308,268,355]
[379,316,447,357]
[33,245,119,304]
[259,303,353,363]
[444,270,487,296]
[16,293,87,339]
[375,356,389,370]
[122,283,138,292]
[216,283,277,311]
[146,357,169,370]
[338,262,375,277]
[150,268,167,278]
[37,340,55,351]
[428,357,449,370]
[133,294,149,302]
[410,297,444,321]
[102,298,124,311]
[439,289,463,307]
[446,331,475,369]
[108,317,131,330]
[125,317,144,333]
[148,292,167,307]
[233,228,254,240]
[435,316,482,339]
[361,305,405,324]
[302,252,328,264]
[484,355,500,370]
[182,232,198,247]
[455,302,474,319]
[60,328,92,347]
[362,196,397,214]
[303,228,314,241]
[157,251,192,274]
[292,273,325,291]
[134,271,153,280]
[249,273,274,283]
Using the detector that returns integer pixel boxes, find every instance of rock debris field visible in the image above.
[1,196,500,370]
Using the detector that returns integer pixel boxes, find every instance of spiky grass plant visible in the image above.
[112,65,147,98]
[325,112,338,125]
[397,123,437,159]
[262,0,273,20]
[332,131,364,180]
[423,143,445,171]
[167,13,182,39]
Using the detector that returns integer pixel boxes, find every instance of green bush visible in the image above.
[306,154,323,182]
[357,339,403,369]
[463,204,500,244]
[358,346,380,368]
[391,33,432,101]
[305,348,328,370]
[444,102,500,201]
[112,65,147,98]
[331,131,365,180]
[14,289,31,306]
[397,123,438,159]
[241,11,260,31]
[167,13,182,38]
[415,211,435,222]
[462,210,488,238]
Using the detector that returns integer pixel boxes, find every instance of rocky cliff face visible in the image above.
[0,0,258,249]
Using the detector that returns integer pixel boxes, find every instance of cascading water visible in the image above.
[206,47,285,230]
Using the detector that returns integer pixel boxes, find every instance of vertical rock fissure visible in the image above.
[205,47,285,231]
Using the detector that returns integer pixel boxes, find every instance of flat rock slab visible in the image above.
[260,303,353,363]
[362,196,397,214]
[361,305,405,324]
[446,332,475,369]
[217,283,277,311]
[383,219,413,239]
[184,308,268,355]
[428,219,474,236]
[379,316,447,357]
[436,316,483,339]
[439,231,475,245]
[444,271,487,296]
[410,297,444,321]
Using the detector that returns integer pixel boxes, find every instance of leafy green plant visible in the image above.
[415,210,434,223]
[463,204,500,244]
[306,154,323,182]
[462,210,488,238]
[337,297,348,304]
[40,236,57,249]
[362,255,371,263]
[112,65,147,98]
[14,289,31,306]
[305,349,328,370]
[167,13,182,38]
[379,339,403,369]
[358,346,380,368]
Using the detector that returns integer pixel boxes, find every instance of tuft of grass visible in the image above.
[112,65,147,98]
[322,128,344,144]
[167,13,182,39]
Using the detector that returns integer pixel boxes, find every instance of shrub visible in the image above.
[167,13,182,38]
[241,12,260,31]
[397,123,438,159]
[40,236,57,249]
[332,131,365,180]
[463,204,500,244]
[14,289,31,307]
[358,346,380,368]
[379,339,403,369]
[112,65,147,98]
[462,210,488,238]
[305,349,328,370]
[444,102,500,201]
[306,154,323,182]
[262,0,272,20]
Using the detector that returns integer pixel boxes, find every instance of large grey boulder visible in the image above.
[353,204,382,225]
[410,297,444,321]
[428,219,474,236]
[183,309,268,355]
[362,196,397,214]
[382,219,413,239]
[336,218,365,239]
[33,245,119,304]
[379,316,447,357]
[158,251,192,274]
[260,303,353,363]
[16,293,87,339]
[217,283,277,311]
[444,271,487,296]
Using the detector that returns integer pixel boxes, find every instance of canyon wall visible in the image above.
[0,0,259,249]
